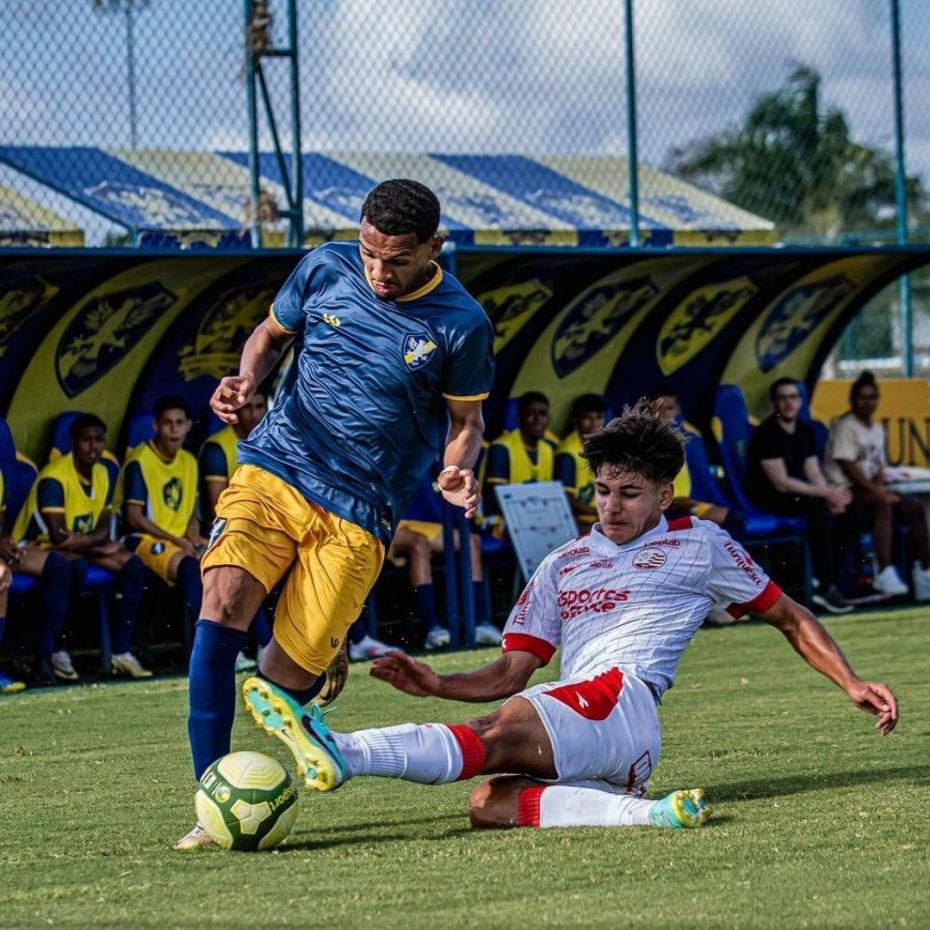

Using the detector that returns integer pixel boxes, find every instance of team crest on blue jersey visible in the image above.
[402,333,438,370]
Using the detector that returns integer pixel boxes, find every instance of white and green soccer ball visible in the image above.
[195,751,299,851]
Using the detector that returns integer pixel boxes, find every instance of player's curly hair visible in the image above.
[360,179,441,243]
[581,398,685,484]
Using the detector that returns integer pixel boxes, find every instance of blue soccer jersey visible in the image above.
[238,242,495,541]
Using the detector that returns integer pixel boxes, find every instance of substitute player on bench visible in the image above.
[175,179,494,849]
[243,402,897,830]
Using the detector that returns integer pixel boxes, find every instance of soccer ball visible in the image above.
[195,751,299,851]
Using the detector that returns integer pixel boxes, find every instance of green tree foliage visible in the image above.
[670,65,925,238]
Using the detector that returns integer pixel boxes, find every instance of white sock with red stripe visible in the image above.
[332,723,486,784]
[518,785,656,828]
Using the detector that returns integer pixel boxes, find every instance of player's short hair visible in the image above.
[850,370,878,403]
[581,399,685,485]
[69,413,106,442]
[154,394,192,420]
[360,179,441,243]
[570,393,607,419]
[517,390,549,418]
[769,376,799,403]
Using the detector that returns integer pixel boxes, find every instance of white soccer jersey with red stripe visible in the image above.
[502,515,781,698]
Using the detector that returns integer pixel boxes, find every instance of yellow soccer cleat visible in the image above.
[242,676,347,791]
[0,672,25,694]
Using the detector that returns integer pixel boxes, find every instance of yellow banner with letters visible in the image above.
[811,378,930,468]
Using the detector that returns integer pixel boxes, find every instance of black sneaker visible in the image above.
[812,584,853,615]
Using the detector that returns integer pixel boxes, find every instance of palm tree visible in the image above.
[670,65,924,239]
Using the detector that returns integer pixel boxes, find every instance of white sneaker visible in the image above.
[234,651,257,673]
[474,622,503,646]
[50,650,79,682]
[912,563,930,602]
[873,565,909,597]
[424,626,451,650]
[111,651,153,679]
[172,822,216,851]
[348,634,393,661]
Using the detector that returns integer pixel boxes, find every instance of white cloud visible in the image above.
[1,0,927,188]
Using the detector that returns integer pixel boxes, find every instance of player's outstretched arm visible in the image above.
[439,400,485,518]
[210,317,292,424]
[370,650,540,703]
[758,594,898,735]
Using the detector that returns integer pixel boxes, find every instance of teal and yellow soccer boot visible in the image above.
[649,788,710,828]
[242,676,348,791]
[0,671,25,695]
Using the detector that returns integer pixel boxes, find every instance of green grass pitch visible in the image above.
[1,607,928,929]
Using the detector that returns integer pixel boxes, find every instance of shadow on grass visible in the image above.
[278,811,469,851]
[710,764,929,802]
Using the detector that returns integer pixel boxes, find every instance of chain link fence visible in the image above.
[2,0,929,368]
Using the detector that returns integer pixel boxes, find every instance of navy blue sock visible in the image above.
[69,556,88,592]
[111,556,144,654]
[36,552,72,657]
[249,607,272,648]
[187,619,247,779]
[176,556,203,617]
[258,669,323,707]
[413,583,441,629]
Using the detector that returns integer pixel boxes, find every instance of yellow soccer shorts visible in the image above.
[201,464,384,675]
[131,534,185,582]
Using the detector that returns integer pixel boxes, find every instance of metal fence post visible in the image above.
[891,0,913,375]
[624,0,640,247]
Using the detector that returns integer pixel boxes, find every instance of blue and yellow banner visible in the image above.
[0,245,927,466]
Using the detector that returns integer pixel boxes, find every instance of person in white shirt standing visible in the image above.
[825,370,930,600]
[242,401,899,832]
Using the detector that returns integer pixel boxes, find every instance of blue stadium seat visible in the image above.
[8,573,35,597]
[126,410,155,452]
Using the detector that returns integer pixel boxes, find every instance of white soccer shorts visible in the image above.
[510,667,661,794]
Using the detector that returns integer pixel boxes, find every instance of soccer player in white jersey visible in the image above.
[242,402,898,830]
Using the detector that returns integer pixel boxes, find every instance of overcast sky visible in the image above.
[3,0,928,180]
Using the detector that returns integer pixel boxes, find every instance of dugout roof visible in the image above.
[0,146,775,248]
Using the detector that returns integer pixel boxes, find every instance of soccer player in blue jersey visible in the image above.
[175,179,494,849]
